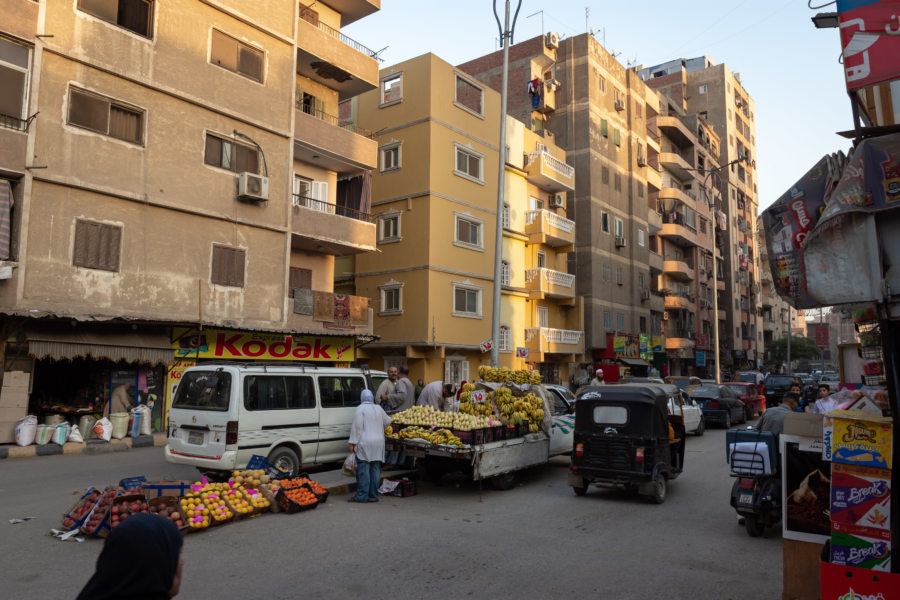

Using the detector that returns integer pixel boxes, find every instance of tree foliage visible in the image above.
[766,335,821,365]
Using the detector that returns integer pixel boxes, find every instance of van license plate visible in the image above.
[188,431,203,445]
[738,492,753,505]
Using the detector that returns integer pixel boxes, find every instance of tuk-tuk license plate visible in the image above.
[188,431,204,445]
[738,492,753,505]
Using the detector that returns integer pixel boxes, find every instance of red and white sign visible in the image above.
[516,347,529,358]
[815,323,830,348]
[470,390,487,404]
[838,0,900,91]
[479,339,493,353]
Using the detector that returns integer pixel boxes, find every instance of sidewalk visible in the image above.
[313,466,416,497]
[0,432,168,459]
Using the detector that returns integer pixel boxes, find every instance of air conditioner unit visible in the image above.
[637,155,647,167]
[663,311,669,321]
[640,289,650,300]
[550,193,564,208]
[545,32,560,49]
[615,236,627,248]
[614,98,625,111]
[237,172,269,202]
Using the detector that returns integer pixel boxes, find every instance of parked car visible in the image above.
[720,382,765,420]
[820,372,841,392]
[690,385,746,428]
[665,376,702,390]
[734,371,764,385]
[634,383,704,435]
[546,384,576,405]
[763,374,795,409]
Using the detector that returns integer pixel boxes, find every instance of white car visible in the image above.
[633,383,704,435]
[820,372,841,392]
[545,384,577,455]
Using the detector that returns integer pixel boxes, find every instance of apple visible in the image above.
[111,506,119,515]
[175,520,183,527]
[171,512,180,520]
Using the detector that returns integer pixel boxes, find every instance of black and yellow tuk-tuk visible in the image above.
[568,385,685,503]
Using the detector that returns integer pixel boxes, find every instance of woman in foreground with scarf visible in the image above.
[348,389,392,503]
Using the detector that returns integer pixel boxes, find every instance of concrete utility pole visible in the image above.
[490,0,521,368]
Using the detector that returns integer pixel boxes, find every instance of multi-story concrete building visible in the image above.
[640,57,762,372]
[0,0,380,439]
[461,34,660,377]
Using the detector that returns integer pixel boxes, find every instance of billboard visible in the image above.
[838,0,900,91]
[172,327,355,361]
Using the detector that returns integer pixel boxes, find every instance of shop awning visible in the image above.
[617,357,649,368]
[28,330,175,366]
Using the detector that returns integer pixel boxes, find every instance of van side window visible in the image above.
[319,376,366,408]
[285,376,315,409]
[244,376,287,411]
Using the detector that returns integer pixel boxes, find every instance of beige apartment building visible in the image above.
[462,34,661,378]
[640,57,762,372]
[0,0,380,439]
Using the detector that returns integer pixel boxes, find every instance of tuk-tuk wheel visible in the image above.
[744,515,765,537]
[651,474,667,504]
[572,479,588,496]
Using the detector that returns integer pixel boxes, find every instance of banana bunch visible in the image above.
[397,426,463,447]
[477,365,541,384]
[459,399,495,418]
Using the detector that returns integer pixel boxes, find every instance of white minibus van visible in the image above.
[165,362,387,476]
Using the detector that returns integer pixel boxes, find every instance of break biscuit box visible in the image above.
[830,522,892,572]
[830,463,891,533]
[822,410,892,469]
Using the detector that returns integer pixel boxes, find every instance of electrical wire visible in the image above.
[808,0,836,9]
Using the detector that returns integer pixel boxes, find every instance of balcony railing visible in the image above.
[525,327,583,345]
[646,122,660,143]
[661,211,697,232]
[301,11,383,62]
[525,268,576,288]
[295,99,376,138]
[525,150,575,180]
[525,209,575,233]
[0,111,31,132]
[292,194,371,222]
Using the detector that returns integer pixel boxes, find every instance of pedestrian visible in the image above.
[589,369,605,386]
[76,512,184,600]
[414,378,425,400]
[348,389,392,503]
[417,380,455,411]
[375,366,398,408]
[756,392,800,439]
[383,366,415,413]
[108,383,135,415]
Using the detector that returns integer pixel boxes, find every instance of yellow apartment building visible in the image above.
[0,0,380,439]
[499,117,583,383]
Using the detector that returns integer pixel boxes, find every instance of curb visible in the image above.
[1,432,168,459]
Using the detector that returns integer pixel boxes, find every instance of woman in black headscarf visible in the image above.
[76,512,184,600]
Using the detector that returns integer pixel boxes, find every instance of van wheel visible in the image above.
[651,474,667,504]
[268,447,299,476]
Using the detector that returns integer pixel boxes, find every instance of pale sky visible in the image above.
[345,0,853,210]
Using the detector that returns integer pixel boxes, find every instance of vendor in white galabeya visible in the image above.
[590,369,605,386]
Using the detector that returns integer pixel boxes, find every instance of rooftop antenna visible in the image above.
[526,9,543,36]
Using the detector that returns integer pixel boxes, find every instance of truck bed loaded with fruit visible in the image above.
[385,367,575,490]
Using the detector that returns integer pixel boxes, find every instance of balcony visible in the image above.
[287,289,373,336]
[663,259,694,282]
[294,102,377,174]
[656,115,694,148]
[659,151,693,181]
[716,279,726,291]
[524,150,574,192]
[665,295,693,311]
[646,120,660,151]
[524,268,576,301]
[296,12,380,99]
[524,327,584,359]
[657,187,696,210]
[763,320,776,333]
[649,291,666,313]
[648,251,663,273]
[525,209,575,248]
[718,309,726,321]
[648,209,662,234]
[290,194,376,255]
[659,214,698,248]
[645,155,662,191]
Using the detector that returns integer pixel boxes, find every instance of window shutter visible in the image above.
[233,248,246,287]
[289,267,312,297]
[461,359,470,385]
[238,46,263,82]
[204,135,222,167]
[73,221,88,267]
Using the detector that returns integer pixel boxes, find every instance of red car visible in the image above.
[722,382,765,420]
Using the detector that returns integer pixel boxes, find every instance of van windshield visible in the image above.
[172,371,231,411]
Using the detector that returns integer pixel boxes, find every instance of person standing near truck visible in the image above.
[348,389,392,503]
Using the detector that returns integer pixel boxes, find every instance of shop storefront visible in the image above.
[612,334,650,378]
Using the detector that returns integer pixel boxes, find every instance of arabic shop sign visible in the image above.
[172,327,355,361]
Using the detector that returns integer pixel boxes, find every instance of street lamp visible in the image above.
[489,0,522,368]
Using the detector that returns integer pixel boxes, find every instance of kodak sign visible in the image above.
[172,327,355,362]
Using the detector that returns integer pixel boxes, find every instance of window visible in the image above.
[529,197,544,211]
[602,263,610,282]
[615,217,624,237]
[499,326,511,352]
[73,220,121,272]
[699,84,707,94]
[380,284,402,315]
[205,133,259,173]
[172,371,231,411]
[78,0,153,38]
[380,72,402,105]
[635,101,642,118]
[288,267,311,298]
[299,5,319,25]
[455,74,483,115]
[600,119,608,137]
[379,142,401,172]
[210,29,264,82]
[598,76,606,93]
[638,184,644,198]
[318,375,366,408]
[68,88,143,144]
[602,167,609,185]
[444,355,470,390]
[616,267,624,285]
[0,36,30,125]
[601,212,610,233]
[211,245,245,287]
[454,145,483,182]
[616,313,625,331]
[638,229,645,247]
[603,311,612,331]
[613,128,621,147]
[378,213,400,243]
[536,250,546,269]
[244,376,315,410]
[537,305,549,328]
[455,214,483,249]
[639,316,647,333]
[502,203,510,228]
[500,260,510,286]
[614,173,621,191]
[453,283,481,317]
[638,273,645,289]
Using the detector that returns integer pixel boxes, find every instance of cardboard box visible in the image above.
[830,523,892,571]
[831,463,891,533]
[784,412,824,438]
[848,395,886,415]
[0,388,29,409]
[820,558,900,599]
[823,410,892,469]
[0,405,27,422]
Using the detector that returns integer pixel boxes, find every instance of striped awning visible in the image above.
[28,330,174,366]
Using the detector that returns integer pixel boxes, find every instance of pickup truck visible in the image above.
[387,383,574,490]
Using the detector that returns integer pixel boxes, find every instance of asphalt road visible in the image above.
[1,421,782,599]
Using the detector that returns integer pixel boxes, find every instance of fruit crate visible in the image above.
[305,481,330,504]
[388,478,417,497]
[118,476,147,492]
[222,488,265,520]
[246,455,289,480]
[257,484,282,513]
[199,492,235,526]
[504,425,517,440]
[63,487,100,530]
[275,487,319,514]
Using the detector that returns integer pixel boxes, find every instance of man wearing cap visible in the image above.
[590,369,605,386]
